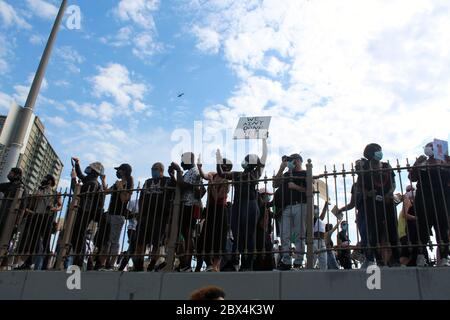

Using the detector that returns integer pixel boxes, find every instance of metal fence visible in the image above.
[0,159,449,271]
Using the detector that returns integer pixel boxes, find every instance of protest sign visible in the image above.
[313,179,330,201]
[433,139,448,161]
[331,205,344,220]
[234,116,271,139]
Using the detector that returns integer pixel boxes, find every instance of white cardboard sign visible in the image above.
[234,116,271,139]
[433,138,448,161]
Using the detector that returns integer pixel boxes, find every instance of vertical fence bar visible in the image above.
[162,184,181,272]
[306,159,314,269]
[55,184,80,270]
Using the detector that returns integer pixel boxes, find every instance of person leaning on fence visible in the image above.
[132,162,176,272]
[254,188,275,271]
[14,175,61,270]
[69,158,105,268]
[409,142,450,267]
[338,182,368,268]
[356,143,400,267]
[272,153,307,271]
[336,220,352,269]
[325,222,340,269]
[95,163,134,271]
[216,139,267,272]
[0,167,28,268]
[396,185,419,266]
[196,157,232,272]
[313,203,329,270]
[171,153,204,272]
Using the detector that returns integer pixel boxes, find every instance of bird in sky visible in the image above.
[177,93,184,98]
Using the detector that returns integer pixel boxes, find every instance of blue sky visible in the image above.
[1,0,449,193]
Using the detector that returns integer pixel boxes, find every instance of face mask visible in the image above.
[152,169,160,179]
[41,179,50,186]
[116,171,122,179]
[406,191,415,199]
[314,208,320,217]
[373,151,383,161]
[342,224,348,231]
[263,195,271,202]
[7,174,16,182]
[424,146,433,157]
[287,160,295,170]
[181,162,193,170]
[84,166,92,175]
[241,160,248,170]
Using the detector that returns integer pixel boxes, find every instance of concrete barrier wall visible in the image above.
[0,268,449,300]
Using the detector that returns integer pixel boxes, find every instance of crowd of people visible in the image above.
[0,139,449,272]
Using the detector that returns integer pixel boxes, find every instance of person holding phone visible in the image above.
[272,153,307,270]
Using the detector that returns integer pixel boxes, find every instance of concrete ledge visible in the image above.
[118,272,163,300]
[22,271,121,300]
[0,268,449,300]
[417,268,450,300]
[160,271,281,300]
[0,271,27,300]
[280,268,421,300]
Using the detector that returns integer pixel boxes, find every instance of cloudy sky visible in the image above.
[1,0,449,192]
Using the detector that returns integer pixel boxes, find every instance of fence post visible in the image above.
[55,184,80,270]
[0,187,24,268]
[306,159,314,269]
[162,185,182,272]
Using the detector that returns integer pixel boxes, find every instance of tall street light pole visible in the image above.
[0,0,67,183]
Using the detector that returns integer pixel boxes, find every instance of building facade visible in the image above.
[0,111,63,192]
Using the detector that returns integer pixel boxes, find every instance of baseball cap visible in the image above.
[115,163,132,175]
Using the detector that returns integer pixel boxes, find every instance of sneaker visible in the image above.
[416,254,427,267]
[277,262,292,271]
[180,266,192,272]
[292,264,302,271]
[205,266,216,272]
[154,261,167,272]
[438,258,450,267]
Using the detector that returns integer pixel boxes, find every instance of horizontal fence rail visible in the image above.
[0,159,449,272]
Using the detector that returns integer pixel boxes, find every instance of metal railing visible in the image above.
[0,159,449,271]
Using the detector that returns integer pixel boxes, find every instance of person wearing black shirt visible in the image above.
[273,153,307,270]
[70,158,105,268]
[216,138,267,271]
[337,221,352,269]
[0,167,27,268]
[409,142,450,267]
[132,162,175,271]
[96,163,134,270]
[356,143,400,267]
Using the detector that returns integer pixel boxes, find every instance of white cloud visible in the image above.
[55,46,85,74]
[106,0,163,60]
[192,26,221,54]
[0,0,31,29]
[0,91,14,110]
[114,0,159,29]
[189,0,450,175]
[132,31,163,59]
[45,115,68,127]
[90,63,148,112]
[26,0,58,20]
[29,34,45,45]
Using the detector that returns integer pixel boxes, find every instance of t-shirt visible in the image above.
[356,161,395,198]
[140,177,175,217]
[279,170,307,206]
[338,230,350,244]
[232,170,260,204]
[181,167,202,206]
[314,218,326,233]
[207,173,230,205]
[108,180,132,216]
